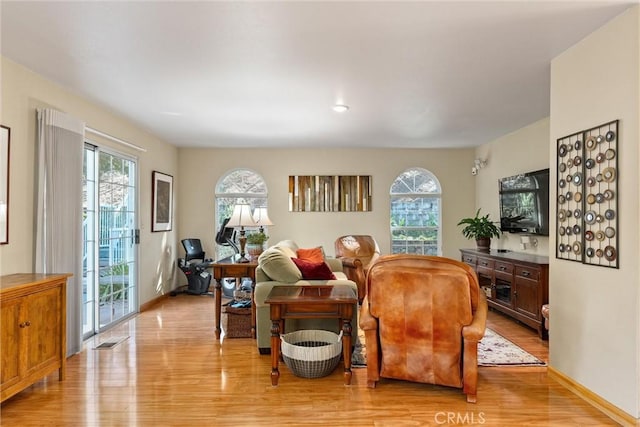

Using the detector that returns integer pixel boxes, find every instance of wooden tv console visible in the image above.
[460,249,548,339]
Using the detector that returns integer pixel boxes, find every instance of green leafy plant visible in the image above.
[246,231,269,245]
[457,209,502,240]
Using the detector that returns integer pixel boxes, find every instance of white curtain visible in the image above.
[36,109,84,356]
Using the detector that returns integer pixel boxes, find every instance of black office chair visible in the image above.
[172,238,213,296]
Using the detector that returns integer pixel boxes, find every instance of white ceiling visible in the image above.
[1,1,636,149]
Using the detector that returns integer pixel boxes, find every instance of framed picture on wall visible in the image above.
[152,171,173,232]
[0,125,9,244]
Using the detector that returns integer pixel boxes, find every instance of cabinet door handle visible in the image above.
[19,322,26,328]
[522,271,530,277]
[481,262,488,266]
[25,321,31,327]
[499,266,506,271]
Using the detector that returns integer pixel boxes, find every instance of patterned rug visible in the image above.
[352,327,546,367]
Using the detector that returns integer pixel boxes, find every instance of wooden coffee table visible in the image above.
[265,285,357,386]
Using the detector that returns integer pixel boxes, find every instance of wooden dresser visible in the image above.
[1,273,70,402]
[460,249,549,339]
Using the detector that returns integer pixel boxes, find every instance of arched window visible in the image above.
[215,168,268,258]
[390,168,442,255]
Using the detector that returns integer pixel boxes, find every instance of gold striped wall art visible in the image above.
[288,175,372,212]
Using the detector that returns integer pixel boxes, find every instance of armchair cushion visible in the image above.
[291,257,336,280]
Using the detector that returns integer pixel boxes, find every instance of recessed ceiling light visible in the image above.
[332,104,349,113]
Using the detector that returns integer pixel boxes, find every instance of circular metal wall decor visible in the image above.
[605,227,616,238]
[572,241,582,255]
[605,148,616,160]
[605,130,616,141]
[557,120,618,268]
[602,167,616,183]
[604,246,617,262]
[573,173,582,186]
[558,144,568,156]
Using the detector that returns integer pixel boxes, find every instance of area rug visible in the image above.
[351,327,546,367]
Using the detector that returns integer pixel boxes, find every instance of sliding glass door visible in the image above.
[83,145,138,337]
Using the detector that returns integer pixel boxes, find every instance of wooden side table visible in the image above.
[207,257,258,339]
[265,285,357,386]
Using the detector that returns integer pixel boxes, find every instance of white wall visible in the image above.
[177,147,476,261]
[0,57,179,305]
[475,117,551,255]
[550,7,639,417]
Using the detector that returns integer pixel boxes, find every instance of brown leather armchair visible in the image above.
[360,254,487,403]
[334,235,381,303]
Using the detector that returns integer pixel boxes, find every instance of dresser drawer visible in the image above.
[515,266,540,281]
[477,257,495,269]
[494,261,514,274]
[462,254,477,265]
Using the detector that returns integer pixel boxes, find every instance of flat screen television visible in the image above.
[498,168,549,236]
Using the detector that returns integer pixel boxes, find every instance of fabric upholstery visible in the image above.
[254,240,358,352]
[334,235,381,302]
[360,254,487,403]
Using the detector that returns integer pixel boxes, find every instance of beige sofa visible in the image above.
[254,240,358,353]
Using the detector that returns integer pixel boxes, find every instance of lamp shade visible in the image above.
[253,207,274,227]
[227,203,257,228]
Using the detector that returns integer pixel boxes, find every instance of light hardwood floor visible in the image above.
[0,294,618,426]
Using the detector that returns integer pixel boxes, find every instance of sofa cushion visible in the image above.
[296,246,324,263]
[291,257,336,280]
[258,247,302,283]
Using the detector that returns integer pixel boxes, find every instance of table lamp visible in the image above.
[226,203,257,262]
[252,207,274,234]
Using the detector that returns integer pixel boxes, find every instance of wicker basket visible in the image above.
[222,305,252,338]
[281,330,343,379]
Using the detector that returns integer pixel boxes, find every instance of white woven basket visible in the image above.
[281,330,343,378]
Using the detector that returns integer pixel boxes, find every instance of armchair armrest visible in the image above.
[339,257,365,302]
[461,292,488,403]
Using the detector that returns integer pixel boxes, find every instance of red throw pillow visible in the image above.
[296,247,325,263]
[291,257,336,280]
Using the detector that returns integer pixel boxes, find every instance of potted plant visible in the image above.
[246,231,269,258]
[457,208,501,251]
